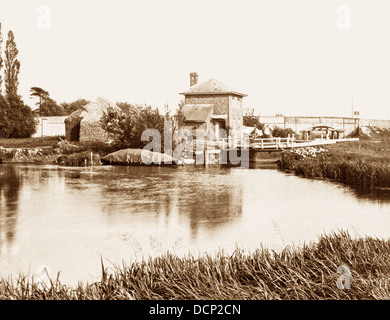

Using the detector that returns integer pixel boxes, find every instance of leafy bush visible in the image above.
[0,95,36,138]
[101,104,165,151]
[272,126,297,138]
[0,147,16,161]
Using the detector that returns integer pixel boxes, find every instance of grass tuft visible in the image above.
[1,231,390,300]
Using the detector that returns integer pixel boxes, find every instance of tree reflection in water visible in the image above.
[93,166,243,240]
[0,165,21,254]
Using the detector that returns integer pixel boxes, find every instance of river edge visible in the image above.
[1,139,390,299]
[0,231,390,299]
[2,139,390,194]
[278,140,390,195]
[0,140,107,166]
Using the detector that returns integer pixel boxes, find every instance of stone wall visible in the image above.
[79,121,110,142]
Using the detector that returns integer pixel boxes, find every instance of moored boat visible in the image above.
[101,148,180,166]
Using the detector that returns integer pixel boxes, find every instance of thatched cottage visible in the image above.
[65,97,119,142]
[180,73,247,139]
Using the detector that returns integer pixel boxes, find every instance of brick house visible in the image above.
[179,73,247,140]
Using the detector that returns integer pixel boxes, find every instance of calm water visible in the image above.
[1,164,390,286]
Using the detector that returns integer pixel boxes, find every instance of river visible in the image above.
[1,164,390,286]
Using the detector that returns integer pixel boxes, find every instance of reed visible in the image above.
[1,232,390,300]
[280,143,390,193]
[56,151,101,166]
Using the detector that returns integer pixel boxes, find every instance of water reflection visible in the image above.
[0,166,20,254]
[352,188,390,204]
[64,166,244,240]
[1,163,390,286]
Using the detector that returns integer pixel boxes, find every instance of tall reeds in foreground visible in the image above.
[1,231,390,300]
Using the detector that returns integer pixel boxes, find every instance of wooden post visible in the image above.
[204,136,207,165]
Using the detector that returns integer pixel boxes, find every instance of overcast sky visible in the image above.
[1,0,390,119]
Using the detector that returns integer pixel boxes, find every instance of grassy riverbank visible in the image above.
[1,231,390,300]
[279,140,390,193]
[0,136,116,165]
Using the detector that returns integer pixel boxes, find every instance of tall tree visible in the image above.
[0,95,11,138]
[30,87,67,116]
[4,30,20,100]
[0,23,3,93]
[30,86,50,109]
[0,30,36,138]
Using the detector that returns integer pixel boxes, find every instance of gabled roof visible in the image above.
[180,78,247,97]
[182,104,214,122]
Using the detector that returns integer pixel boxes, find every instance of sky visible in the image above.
[1,0,390,119]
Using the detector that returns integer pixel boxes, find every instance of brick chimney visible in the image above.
[190,72,198,87]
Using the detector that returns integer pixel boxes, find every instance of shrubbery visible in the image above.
[101,104,165,150]
[0,95,37,138]
[271,126,297,138]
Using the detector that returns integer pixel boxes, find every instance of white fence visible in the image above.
[193,136,296,150]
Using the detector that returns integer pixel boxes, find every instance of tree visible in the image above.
[101,103,165,150]
[6,95,37,138]
[0,95,36,138]
[0,29,36,138]
[30,87,49,113]
[4,30,20,100]
[60,98,90,115]
[39,97,66,116]
[243,107,264,131]
[271,126,296,138]
[30,87,66,116]
[173,100,186,131]
[0,95,11,138]
[0,25,8,138]
[0,23,3,93]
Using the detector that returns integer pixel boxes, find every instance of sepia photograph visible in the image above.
[1,0,390,310]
